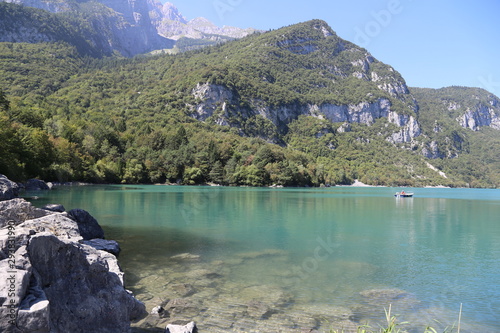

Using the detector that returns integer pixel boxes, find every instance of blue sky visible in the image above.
[170,0,500,94]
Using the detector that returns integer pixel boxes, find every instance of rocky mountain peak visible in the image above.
[162,1,186,23]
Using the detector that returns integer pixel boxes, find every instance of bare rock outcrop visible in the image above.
[0,177,146,332]
[0,174,19,201]
[190,83,422,143]
[457,104,500,131]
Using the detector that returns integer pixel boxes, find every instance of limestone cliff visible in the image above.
[190,83,421,144]
[457,102,500,131]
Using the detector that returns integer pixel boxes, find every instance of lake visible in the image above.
[30,185,500,332]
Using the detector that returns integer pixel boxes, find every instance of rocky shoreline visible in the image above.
[0,175,147,332]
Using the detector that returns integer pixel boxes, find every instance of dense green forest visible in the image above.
[0,19,499,188]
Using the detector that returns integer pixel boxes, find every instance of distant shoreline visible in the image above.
[26,180,478,190]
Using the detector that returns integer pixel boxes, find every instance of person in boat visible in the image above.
[401,190,405,195]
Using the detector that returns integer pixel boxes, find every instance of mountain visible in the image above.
[148,1,257,41]
[189,20,420,141]
[0,0,257,56]
[0,0,173,56]
[0,19,498,187]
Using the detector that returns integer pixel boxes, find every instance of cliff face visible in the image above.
[190,83,421,144]
[95,0,174,56]
[457,103,500,131]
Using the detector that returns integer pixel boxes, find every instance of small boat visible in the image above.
[394,191,413,198]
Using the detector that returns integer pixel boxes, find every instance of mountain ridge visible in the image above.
[148,1,258,41]
[0,0,258,56]
[0,17,499,187]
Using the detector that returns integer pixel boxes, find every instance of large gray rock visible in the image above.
[0,196,146,332]
[67,209,105,240]
[82,238,121,256]
[0,257,32,333]
[0,174,19,201]
[18,213,82,241]
[0,225,32,260]
[0,198,50,228]
[42,203,65,212]
[28,233,146,332]
[24,179,50,191]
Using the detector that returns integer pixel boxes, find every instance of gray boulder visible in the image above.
[82,239,121,256]
[18,213,82,241]
[0,197,146,332]
[0,225,32,260]
[28,233,146,332]
[67,209,105,240]
[24,179,50,191]
[0,174,19,201]
[0,257,32,333]
[42,203,65,212]
[0,198,50,228]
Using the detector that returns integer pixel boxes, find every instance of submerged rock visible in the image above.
[170,252,201,262]
[165,321,197,333]
[246,300,275,319]
[354,287,421,323]
[171,283,197,297]
[359,288,411,303]
[238,285,294,308]
[164,298,204,318]
[236,248,288,259]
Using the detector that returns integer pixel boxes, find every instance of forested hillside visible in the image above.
[412,87,500,187]
[0,1,173,57]
[0,19,499,188]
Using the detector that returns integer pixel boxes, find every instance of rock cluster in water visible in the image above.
[0,175,146,332]
[131,249,366,332]
[130,246,435,332]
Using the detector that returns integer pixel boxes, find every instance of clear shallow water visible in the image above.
[30,186,500,332]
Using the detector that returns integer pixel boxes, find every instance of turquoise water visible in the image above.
[30,186,500,332]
